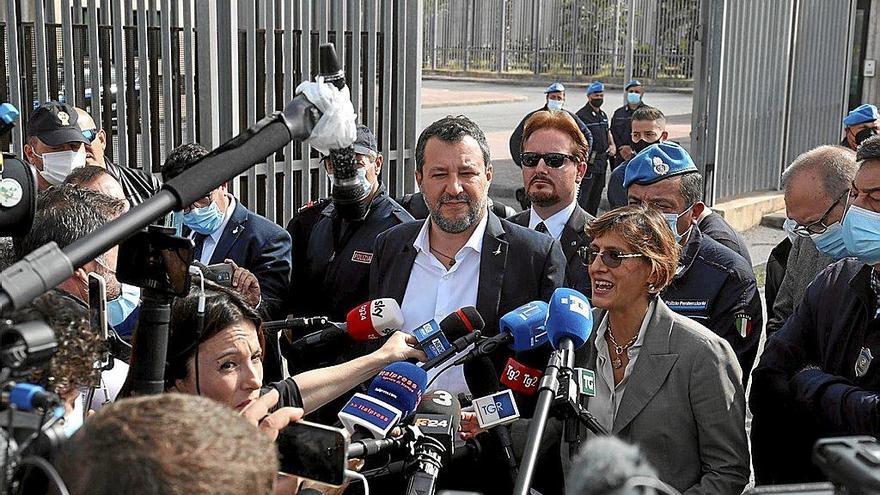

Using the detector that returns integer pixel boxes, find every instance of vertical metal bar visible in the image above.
[282,0,294,221]
[60,0,77,105]
[160,0,175,156]
[34,0,49,102]
[432,0,438,70]
[87,0,102,128]
[380,0,392,189]
[532,1,541,74]
[350,0,362,116]
[245,0,257,205]
[264,0,277,222]
[5,0,23,151]
[301,0,313,204]
[182,0,196,143]
[111,0,130,164]
[334,0,344,69]
[136,0,153,172]
[101,0,110,23]
[316,0,328,197]
[463,0,471,72]
[404,0,422,194]
[571,0,580,77]
[216,0,239,143]
[495,0,504,73]
[394,0,405,196]
[195,0,220,149]
[623,0,634,98]
[365,0,377,131]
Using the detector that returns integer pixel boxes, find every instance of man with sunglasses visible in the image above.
[509,110,595,296]
[624,143,762,389]
[74,107,161,208]
[767,145,857,337]
[751,135,880,484]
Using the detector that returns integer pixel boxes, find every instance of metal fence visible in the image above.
[690,0,855,204]
[0,0,423,226]
[423,0,699,83]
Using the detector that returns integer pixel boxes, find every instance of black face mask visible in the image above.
[591,98,604,108]
[632,139,658,154]
[855,127,879,146]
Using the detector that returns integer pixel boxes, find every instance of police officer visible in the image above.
[575,81,616,215]
[751,135,880,485]
[610,79,646,168]
[841,103,879,151]
[509,82,592,209]
[624,143,762,389]
[284,125,413,373]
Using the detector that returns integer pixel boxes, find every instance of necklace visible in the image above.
[607,320,639,369]
[430,246,456,267]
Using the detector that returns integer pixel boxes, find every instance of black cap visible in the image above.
[352,125,378,157]
[27,102,89,147]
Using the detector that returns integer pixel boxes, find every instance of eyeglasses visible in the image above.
[520,152,578,168]
[790,190,847,237]
[82,128,99,142]
[580,248,645,268]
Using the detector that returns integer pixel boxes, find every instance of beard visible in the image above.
[427,191,487,234]
[527,176,560,207]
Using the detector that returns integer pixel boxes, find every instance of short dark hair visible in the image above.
[857,134,880,163]
[165,280,264,388]
[415,115,490,174]
[679,172,703,206]
[161,142,209,182]
[57,393,278,495]
[63,164,113,188]
[631,106,667,128]
[13,185,126,259]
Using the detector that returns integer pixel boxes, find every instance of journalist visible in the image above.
[165,281,425,414]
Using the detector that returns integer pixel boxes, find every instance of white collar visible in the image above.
[210,194,237,243]
[528,200,578,239]
[413,209,489,260]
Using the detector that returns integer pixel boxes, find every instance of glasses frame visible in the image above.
[82,128,99,143]
[580,247,645,268]
[791,190,847,237]
[520,152,579,169]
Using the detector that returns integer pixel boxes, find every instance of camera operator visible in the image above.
[165,280,425,414]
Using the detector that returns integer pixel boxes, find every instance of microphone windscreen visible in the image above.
[546,288,593,349]
[346,298,404,340]
[368,361,427,418]
[416,390,462,431]
[499,301,549,352]
[438,306,484,341]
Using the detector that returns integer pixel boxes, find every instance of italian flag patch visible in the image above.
[735,314,753,338]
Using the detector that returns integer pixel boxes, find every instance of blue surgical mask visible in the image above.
[842,205,880,265]
[782,218,799,244]
[182,201,225,235]
[663,205,693,243]
[627,92,642,105]
[810,222,849,260]
[547,99,564,111]
[108,283,140,327]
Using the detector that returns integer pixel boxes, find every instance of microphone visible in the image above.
[338,361,427,438]
[411,390,461,465]
[545,288,593,351]
[420,307,485,371]
[276,298,404,351]
[473,389,521,429]
[499,357,544,397]
[453,301,549,366]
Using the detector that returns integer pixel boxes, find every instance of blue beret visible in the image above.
[624,79,642,90]
[623,142,698,189]
[544,82,565,94]
[587,81,604,94]
[843,104,879,127]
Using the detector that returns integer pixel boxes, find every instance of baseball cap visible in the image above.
[27,102,89,147]
[352,125,379,157]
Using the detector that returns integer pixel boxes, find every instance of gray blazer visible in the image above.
[562,300,750,494]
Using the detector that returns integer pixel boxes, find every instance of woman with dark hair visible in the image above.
[165,281,425,413]
[561,204,749,493]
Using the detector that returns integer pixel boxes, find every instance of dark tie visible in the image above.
[192,233,207,260]
[535,222,549,235]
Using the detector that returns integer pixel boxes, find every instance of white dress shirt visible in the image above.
[400,214,489,398]
[590,299,656,432]
[528,200,577,240]
[199,195,237,264]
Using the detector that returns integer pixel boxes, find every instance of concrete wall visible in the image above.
[862,0,880,104]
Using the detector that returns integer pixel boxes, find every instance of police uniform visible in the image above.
[575,81,611,215]
[624,143,763,390]
[841,103,879,150]
[751,259,880,484]
[610,80,645,168]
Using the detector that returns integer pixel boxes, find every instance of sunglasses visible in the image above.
[520,152,578,168]
[581,248,645,268]
[82,128,99,142]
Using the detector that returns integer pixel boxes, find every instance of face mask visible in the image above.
[108,283,140,327]
[591,98,604,108]
[842,205,880,265]
[182,200,225,235]
[810,222,849,260]
[36,148,87,185]
[855,127,879,146]
[627,92,642,105]
[631,139,658,154]
[663,205,693,243]
[782,218,798,244]
[547,99,564,111]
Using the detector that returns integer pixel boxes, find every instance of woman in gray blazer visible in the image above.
[565,204,749,494]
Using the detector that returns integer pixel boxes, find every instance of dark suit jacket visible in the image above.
[369,210,567,397]
[509,205,594,296]
[195,201,292,318]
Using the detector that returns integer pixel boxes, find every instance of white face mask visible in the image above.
[547,99,564,111]
[36,148,87,185]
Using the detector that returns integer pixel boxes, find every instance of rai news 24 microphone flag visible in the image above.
[338,361,427,438]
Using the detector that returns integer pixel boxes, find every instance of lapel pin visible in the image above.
[493,244,502,256]
[232,226,242,235]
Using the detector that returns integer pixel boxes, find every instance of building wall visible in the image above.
[862,0,880,104]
